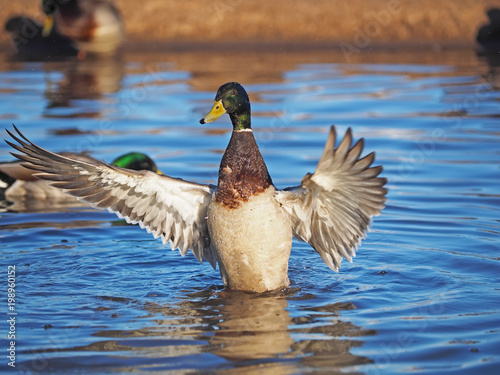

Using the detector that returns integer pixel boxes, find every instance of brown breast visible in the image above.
[215,130,273,209]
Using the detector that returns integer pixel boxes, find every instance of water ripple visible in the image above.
[0,51,499,373]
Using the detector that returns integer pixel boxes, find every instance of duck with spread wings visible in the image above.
[6,82,387,293]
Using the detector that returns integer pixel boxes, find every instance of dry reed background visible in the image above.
[1,0,500,48]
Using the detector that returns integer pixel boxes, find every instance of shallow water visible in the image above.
[0,48,499,374]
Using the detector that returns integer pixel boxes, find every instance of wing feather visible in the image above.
[5,126,217,268]
[276,126,387,272]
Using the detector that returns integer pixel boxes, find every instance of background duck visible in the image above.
[42,0,125,57]
[6,82,387,293]
[4,16,78,60]
[476,8,500,54]
[0,151,160,203]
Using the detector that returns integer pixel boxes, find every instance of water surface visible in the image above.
[0,48,499,374]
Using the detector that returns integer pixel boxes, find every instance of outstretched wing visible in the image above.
[275,126,387,272]
[6,126,217,268]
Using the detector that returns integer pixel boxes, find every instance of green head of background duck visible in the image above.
[111,152,161,174]
[0,151,161,204]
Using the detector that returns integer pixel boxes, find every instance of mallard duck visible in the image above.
[6,82,387,292]
[477,8,500,54]
[1,151,160,201]
[42,0,125,56]
[4,16,78,60]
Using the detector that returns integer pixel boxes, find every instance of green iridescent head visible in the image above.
[111,152,160,174]
[200,82,251,131]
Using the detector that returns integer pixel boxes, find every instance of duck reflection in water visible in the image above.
[81,290,372,373]
[209,292,371,370]
[210,291,294,361]
[43,56,125,110]
[4,14,125,111]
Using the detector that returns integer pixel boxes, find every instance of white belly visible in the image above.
[207,186,292,292]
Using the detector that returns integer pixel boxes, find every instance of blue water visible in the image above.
[0,49,499,374]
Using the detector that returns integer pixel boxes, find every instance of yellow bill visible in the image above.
[42,15,54,37]
[200,100,226,124]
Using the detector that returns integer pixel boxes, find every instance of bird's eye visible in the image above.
[230,90,237,95]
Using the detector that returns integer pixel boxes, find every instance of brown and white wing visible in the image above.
[5,126,217,268]
[275,126,387,272]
